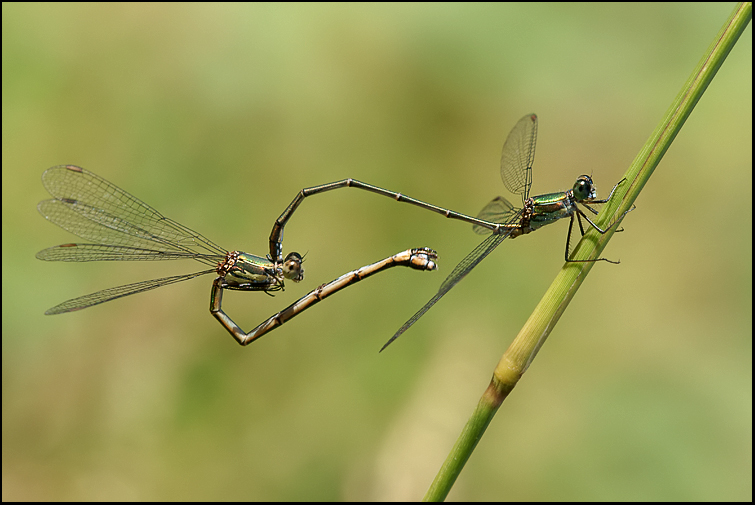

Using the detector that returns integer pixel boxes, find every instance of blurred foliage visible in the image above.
[2,3,751,501]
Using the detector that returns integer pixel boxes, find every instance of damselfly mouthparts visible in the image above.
[36,165,439,345]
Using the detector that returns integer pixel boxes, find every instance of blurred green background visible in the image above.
[2,3,751,501]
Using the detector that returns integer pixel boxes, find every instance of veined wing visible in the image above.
[39,166,226,257]
[473,196,518,235]
[380,210,523,351]
[44,270,215,315]
[36,243,224,267]
[500,114,537,205]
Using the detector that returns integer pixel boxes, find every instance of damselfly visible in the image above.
[36,165,439,345]
[267,114,632,350]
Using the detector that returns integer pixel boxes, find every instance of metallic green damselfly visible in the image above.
[268,114,632,350]
[37,165,439,345]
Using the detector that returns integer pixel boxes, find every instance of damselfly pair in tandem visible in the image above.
[37,114,631,350]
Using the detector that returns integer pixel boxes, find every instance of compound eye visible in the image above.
[573,176,594,200]
[282,252,304,281]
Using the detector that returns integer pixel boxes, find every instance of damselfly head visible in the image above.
[573,175,597,201]
[282,252,304,282]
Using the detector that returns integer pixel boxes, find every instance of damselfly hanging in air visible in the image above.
[267,114,632,350]
[36,165,439,345]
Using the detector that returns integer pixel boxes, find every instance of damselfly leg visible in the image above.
[564,178,633,263]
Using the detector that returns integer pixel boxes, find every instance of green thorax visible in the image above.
[524,191,576,233]
[221,252,279,290]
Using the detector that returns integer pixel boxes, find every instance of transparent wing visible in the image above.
[500,114,538,204]
[380,232,508,351]
[381,210,524,351]
[36,243,223,264]
[39,166,226,258]
[473,196,518,235]
[44,270,215,314]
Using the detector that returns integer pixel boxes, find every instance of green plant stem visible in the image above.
[424,3,752,501]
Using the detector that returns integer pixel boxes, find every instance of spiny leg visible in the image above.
[565,207,632,264]
[587,177,627,205]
